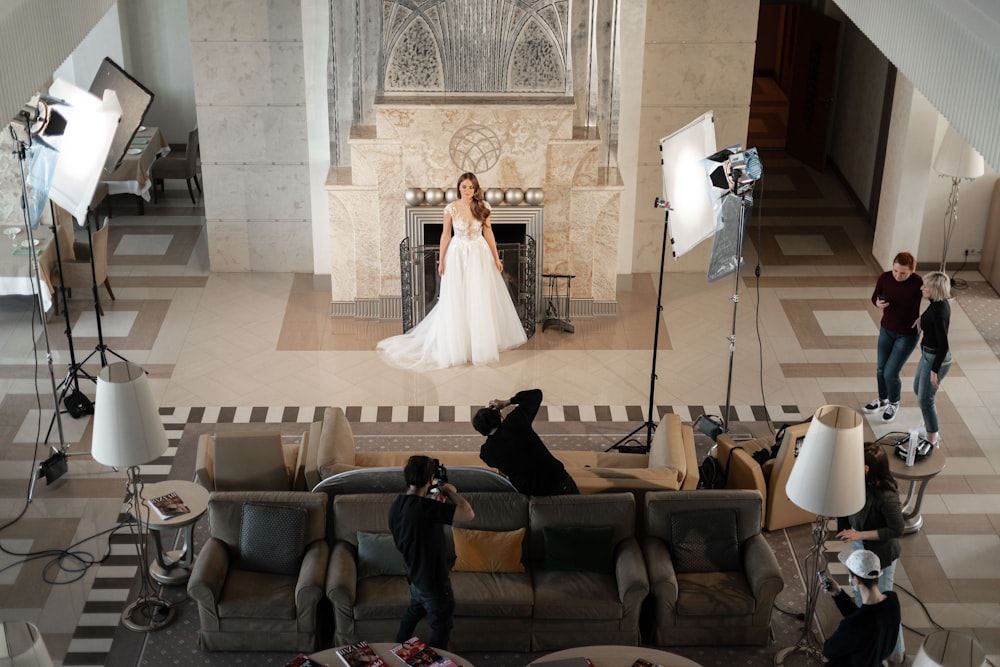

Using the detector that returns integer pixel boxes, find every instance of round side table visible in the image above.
[311,642,473,666]
[532,645,703,667]
[138,480,209,584]
[882,441,946,533]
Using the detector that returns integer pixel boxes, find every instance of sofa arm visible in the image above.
[743,533,784,603]
[326,542,359,637]
[642,538,678,605]
[649,414,697,489]
[302,419,324,490]
[194,434,215,491]
[186,538,230,630]
[615,537,649,624]
[295,540,330,629]
[314,407,357,482]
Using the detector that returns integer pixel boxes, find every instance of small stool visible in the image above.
[542,273,574,333]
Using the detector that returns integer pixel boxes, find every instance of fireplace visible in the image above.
[401,206,544,334]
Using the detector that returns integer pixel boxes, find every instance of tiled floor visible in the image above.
[2,148,1000,667]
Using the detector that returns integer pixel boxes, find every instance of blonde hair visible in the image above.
[923,271,951,301]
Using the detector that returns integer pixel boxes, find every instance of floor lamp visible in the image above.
[90,361,173,632]
[0,620,53,667]
[932,125,984,276]
[913,630,987,667]
[775,405,866,665]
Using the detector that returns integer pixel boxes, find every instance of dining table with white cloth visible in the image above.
[0,221,58,311]
[101,126,170,201]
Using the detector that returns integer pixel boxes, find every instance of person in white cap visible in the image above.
[821,549,902,666]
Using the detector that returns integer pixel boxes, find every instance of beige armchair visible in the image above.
[642,489,784,646]
[195,430,306,492]
[187,491,329,652]
[53,216,114,316]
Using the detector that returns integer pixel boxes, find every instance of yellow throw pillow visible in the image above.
[453,527,526,573]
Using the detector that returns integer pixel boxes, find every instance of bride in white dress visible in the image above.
[377,172,528,370]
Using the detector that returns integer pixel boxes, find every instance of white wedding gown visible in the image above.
[377,202,528,370]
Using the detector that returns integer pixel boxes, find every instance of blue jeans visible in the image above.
[396,580,455,650]
[913,349,952,434]
[851,541,904,657]
[876,329,919,404]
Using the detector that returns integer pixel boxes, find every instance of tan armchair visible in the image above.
[642,489,784,646]
[187,491,329,652]
[54,216,114,316]
[195,430,306,492]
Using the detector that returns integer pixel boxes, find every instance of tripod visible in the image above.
[608,203,670,453]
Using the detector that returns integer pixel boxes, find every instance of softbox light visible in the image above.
[89,58,154,173]
[659,112,717,258]
[45,79,122,225]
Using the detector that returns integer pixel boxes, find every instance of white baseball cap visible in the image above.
[838,549,882,579]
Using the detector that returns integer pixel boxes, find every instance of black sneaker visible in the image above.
[882,403,899,422]
[863,398,886,413]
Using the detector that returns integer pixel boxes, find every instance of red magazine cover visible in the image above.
[389,637,457,667]
[335,640,387,667]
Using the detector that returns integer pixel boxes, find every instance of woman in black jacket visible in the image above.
[836,443,906,664]
[913,270,952,446]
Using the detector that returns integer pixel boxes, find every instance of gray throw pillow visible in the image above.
[239,503,307,576]
[357,531,407,578]
[669,509,741,573]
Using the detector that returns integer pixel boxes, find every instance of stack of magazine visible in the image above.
[390,637,457,667]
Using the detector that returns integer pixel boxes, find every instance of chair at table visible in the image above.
[187,491,329,651]
[642,489,785,646]
[151,127,201,204]
[195,430,307,492]
[53,217,115,316]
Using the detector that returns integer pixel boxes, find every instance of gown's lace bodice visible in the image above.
[446,202,487,241]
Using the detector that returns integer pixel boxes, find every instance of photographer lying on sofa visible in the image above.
[473,388,579,496]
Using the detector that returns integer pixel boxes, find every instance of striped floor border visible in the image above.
[60,402,801,666]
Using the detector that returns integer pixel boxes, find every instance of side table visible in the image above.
[532,645,703,666]
[138,480,209,584]
[883,441,946,533]
[311,642,473,666]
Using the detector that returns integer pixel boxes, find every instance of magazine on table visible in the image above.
[390,636,457,667]
[284,654,328,667]
[528,657,595,667]
[145,491,190,520]
[335,640,387,667]
[631,659,664,667]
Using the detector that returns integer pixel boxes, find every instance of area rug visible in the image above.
[76,413,829,667]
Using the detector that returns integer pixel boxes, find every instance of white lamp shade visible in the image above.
[785,405,866,517]
[933,125,985,180]
[659,111,717,258]
[913,630,987,667]
[0,621,53,667]
[46,79,122,226]
[91,361,168,468]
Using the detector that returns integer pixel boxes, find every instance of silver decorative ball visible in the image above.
[444,188,459,203]
[484,188,505,206]
[504,188,524,206]
[524,188,545,206]
[424,188,445,206]
[404,188,424,206]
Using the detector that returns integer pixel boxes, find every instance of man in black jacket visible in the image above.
[472,388,579,495]
[822,549,901,666]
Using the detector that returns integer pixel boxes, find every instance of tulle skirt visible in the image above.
[377,236,527,370]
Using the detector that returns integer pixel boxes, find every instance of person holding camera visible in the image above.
[388,455,474,650]
[473,388,579,496]
[821,549,902,666]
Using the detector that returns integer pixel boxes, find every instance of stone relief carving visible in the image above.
[449,124,502,173]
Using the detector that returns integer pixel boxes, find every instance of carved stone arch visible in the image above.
[383,12,444,92]
[507,13,566,92]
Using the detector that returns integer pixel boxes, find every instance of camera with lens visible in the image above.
[428,459,448,496]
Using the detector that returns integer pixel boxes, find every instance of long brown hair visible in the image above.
[457,172,490,223]
[864,443,897,493]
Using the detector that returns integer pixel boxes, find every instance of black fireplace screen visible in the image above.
[399,235,536,338]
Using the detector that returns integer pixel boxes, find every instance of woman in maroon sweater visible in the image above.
[863,252,922,423]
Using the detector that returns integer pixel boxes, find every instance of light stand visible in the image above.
[608,199,670,453]
[720,193,752,432]
[775,405,866,666]
[8,125,69,499]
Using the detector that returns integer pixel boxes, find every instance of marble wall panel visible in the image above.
[248,219,313,272]
[647,0,759,43]
[198,105,309,165]
[642,43,754,108]
[591,191,623,302]
[188,0,303,42]
[327,189,376,302]
[203,163,311,221]
[636,107,751,169]
[191,42,306,104]
[205,220,251,272]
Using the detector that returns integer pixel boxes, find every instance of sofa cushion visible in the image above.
[217,569,298,619]
[453,527,525,573]
[542,525,614,574]
[239,503,307,575]
[668,509,741,573]
[452,571,534,616]
[354,577,413,619]
[316,407,356,479]
[676,571,756,616]
[357,531,407,578]
[532,569,621,619]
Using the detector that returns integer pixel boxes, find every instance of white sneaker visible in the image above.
[863,398,886,413]
[881,403,899,423]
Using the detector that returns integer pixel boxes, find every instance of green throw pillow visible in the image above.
[542,525,614,574]
[239,503,307,576]
[357,531,407,578]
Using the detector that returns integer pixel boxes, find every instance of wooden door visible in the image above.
[785,10,841,170]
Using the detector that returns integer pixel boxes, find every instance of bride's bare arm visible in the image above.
[439,208,453,275]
